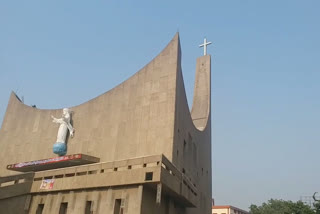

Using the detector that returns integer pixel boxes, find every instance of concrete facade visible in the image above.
[212,206,249,214]
[0,33,212,214]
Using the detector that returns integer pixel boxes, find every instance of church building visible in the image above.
[0,33,212,214]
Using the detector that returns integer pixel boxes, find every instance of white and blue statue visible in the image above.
[51,108,74,156]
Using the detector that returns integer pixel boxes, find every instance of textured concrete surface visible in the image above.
[0,33,212,214]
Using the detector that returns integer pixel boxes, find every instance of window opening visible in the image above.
[145,172,153,181]
[85,201,92,214]
[114,199,124,214]
[36,204,44,214]
[59,202,68,214]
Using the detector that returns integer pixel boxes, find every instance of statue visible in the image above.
[51,108,74,156]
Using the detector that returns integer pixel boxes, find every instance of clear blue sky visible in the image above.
[0,0,319,210]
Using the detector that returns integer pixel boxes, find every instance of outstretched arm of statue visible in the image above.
[51,115,57,123]
[51,115,63,124]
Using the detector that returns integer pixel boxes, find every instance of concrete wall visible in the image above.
[212,208,229,214]
[0,33,212,214]
[172,54,212,214]
[0,34,181,176]
[141,187,186,214]
[0,194,30,214]
[28,185,143,214]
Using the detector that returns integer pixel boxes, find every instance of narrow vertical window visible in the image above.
[85,201,92,214]
[113,199,121,214]
[36,204,44,214]
[114,199,125,214]
[59,202,68,214]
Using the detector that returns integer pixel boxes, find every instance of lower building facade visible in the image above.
[0,155,198,214]
[212,205,249,214]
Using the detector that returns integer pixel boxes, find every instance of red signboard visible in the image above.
[7,154,82,169]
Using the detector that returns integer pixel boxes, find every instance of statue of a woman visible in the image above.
[51,108,74,156]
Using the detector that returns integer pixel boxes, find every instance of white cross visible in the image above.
[199,38,212,56]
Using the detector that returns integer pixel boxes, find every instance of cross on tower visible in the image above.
[199,38,212,56]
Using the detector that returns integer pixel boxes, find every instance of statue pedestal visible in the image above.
[6,154,100,172]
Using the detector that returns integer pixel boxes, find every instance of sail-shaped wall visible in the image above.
[0,33,212,214]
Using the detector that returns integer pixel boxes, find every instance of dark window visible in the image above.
[85,201,92,214]
[36,204,44,214]
[34,177,42,181]
[114,199,121,214]
[76,172,86,176]
[145,172,153,181]
[44,176,53,179]
[88,170,97,175]
[54,174,64,179]
[59,202,68,214]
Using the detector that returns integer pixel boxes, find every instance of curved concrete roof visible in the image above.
[0,34,211,188]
